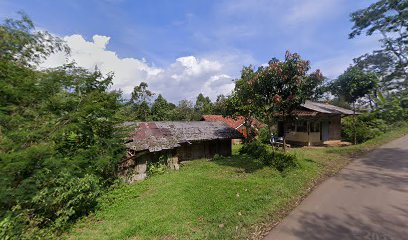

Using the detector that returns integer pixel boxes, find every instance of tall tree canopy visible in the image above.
[252,51,323,150]
[151,94,174,121]
[195,93,213,115]
[330,66,379,144]
[349,0,407,91]
[0,11,68,66]
[0,14,125,238]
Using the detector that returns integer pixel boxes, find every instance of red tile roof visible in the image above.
[201,115,266,129]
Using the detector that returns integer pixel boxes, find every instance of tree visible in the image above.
[195,93,213,115]
[170,99,196,121]
[130,82,154,105]
[151,94,173,121]
[135,101,152,121]
[330,66,379,144]
[251,51,323,151]
[349,0,407,91]
[0,14,125,237]
[0,11,68,67]
[212,94,229,115]
[227,66,259,142]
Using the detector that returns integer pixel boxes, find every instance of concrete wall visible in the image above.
[283,114,342,146]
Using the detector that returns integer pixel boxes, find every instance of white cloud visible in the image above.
[41,34,237,102]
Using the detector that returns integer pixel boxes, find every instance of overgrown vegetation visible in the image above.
[239,140,297,172]
[0,14,125,238]
[66,126,408,239]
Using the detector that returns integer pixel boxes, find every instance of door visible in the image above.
[321,121,329,141]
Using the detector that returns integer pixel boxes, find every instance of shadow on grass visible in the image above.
[211,154,265,173]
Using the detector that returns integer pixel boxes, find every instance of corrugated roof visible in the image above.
[126,121,244,152]
[301,101,354,115]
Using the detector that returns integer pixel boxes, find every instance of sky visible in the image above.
[0,0,380,103]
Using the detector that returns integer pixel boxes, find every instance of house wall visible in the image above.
[328,115,341,140]
[283,115,342,146]
[286,132,320,145]
[177,139,231,161]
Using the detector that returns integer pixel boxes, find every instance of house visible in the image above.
[201,115,266,142]
[118,121,243,183]
[277,101,354,146]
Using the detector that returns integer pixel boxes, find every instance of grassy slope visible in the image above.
[67,126,408,240]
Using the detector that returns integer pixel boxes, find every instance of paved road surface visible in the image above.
[264,135,408,240]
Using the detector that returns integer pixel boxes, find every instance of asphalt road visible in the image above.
[264,135,408,240]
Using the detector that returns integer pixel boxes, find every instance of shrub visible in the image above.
[240,141,297,171]
[342,113,389,143]
[239,140,268,158]
[147,155,168,176]
[257,128,271,144]
[260,151,297,172]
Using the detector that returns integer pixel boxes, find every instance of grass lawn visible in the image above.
[66,126,408,240]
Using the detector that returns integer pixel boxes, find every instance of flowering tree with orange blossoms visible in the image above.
[252,51,324,151]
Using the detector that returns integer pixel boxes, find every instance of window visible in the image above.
[310,122,320,132]
[296,121,308,132]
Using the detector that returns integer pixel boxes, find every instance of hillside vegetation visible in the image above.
[66,126,408,240]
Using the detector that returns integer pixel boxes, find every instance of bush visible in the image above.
[342,113,389,143]
[260,151,297,172]
[239,140,268,158]
[147,155,168,176]
[257,128,271,144]
[240,141,297,171]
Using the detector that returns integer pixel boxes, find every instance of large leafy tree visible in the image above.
[0,14,125,237]
[349,0,407,91]
[129,82,154,121]
[195,93,213,115]
[227,66,259,141]
[252,51,323,151]
[0,11,68,67]
[151,94,174,121]
[330,66,379,144]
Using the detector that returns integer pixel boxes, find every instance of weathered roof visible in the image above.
[126,121,244,152]
[301,101,354,115]
[201,115,266,129]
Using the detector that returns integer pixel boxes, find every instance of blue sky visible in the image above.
[0,0,380,102]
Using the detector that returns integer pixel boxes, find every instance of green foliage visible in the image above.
[239,140,268,158]
[0,14,126,238]
[349,0,407,91]
[257,128,271,144]
[0,12,68,66]
[260,151,297,172]
[146,155,168,176]
[341,114,389,143]
[195,93,213,115]
[239,140,297,171]
[151,94,174,121]
[331,66,379,103]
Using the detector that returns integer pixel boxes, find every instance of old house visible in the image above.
[118,121,243,183]
[277,101,354,146]
[201,115,266,142]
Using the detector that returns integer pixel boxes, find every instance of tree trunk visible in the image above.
[353,101,357,145]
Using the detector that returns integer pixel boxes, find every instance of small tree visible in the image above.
[330,66,379,144]
[252,51,323,151]
[227,66,259,142]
